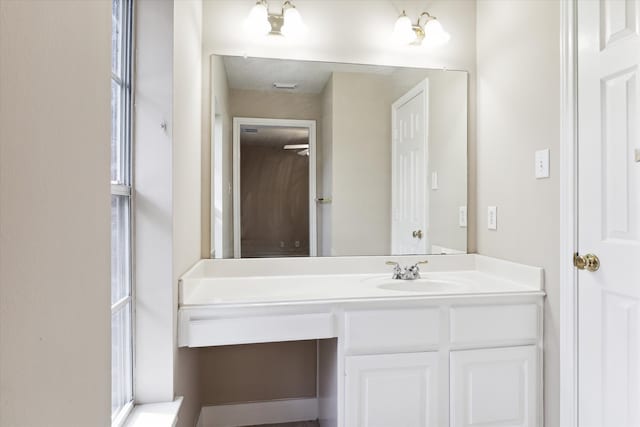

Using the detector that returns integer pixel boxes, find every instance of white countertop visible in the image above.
[179,255,544,307]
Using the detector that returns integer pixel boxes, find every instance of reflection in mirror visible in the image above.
[209,55,468,258]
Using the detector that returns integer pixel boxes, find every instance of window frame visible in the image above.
[111,0,135,425]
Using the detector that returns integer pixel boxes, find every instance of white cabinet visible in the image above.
[342,302,541,427]
[450,346,538,427]
[345,352,439,427]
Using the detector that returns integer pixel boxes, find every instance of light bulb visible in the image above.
[422,18,450,46]
[245,1,271,37]
[281,5,307,39]
[392,12,417,45]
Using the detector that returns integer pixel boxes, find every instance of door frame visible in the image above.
[232,117,317,258]
[390,78,430,254]
[559,0,578,426]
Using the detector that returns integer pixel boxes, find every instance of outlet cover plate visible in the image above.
[488,206,497,230]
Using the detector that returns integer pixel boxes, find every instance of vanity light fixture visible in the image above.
[245,0,307,39]
[392,10,450,46]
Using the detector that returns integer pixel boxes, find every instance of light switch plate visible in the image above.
[459,206,467,228]
[535,149,550,179]
[431,172,439,190]
[488,206,497,230]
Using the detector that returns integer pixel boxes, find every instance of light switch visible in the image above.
[488,206,497,230]
[459,206,467,228]
[431,172,439,190]
[535,149,550,179]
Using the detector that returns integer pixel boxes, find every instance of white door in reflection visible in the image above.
[391,79,429,255]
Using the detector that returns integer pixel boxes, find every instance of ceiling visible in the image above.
[223,56,396,94]
[240,125,310,148]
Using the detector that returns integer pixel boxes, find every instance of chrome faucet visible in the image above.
[385,260,429,280]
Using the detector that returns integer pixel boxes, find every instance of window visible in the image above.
[111,0,134,424]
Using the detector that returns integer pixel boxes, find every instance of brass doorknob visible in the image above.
[574,253,600,272]
[412,230,423,239]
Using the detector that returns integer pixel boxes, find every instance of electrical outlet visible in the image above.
[431,172,439,190]
[535,149,550,179]
[488,206,497,230]
[459,206,467,227]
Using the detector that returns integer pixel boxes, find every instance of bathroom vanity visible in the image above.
[179,255,544,427]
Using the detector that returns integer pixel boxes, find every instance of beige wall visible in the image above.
[229,89,322,121]
[0,2,111,426]
[199,341,317,405]
[330,72,392,255]
[173,1,204,426]
[475,1,560,426]
[319,76,334,256]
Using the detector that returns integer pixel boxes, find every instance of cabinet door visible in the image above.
[345,352,439,427]
[450,346,538,427]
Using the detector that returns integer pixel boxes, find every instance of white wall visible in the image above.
[0,2,111,426]
[173,1,204,426]
[135,0,175,404]
[135,2,203,425]
[475,1,560,426]
[209,56,234,258]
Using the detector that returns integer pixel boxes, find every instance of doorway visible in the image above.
[391,79,430,255]
[560,1,640,425]
[233,118,317,258]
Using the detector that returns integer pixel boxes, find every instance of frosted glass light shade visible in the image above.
[245,2,271,36]
[393,14,417,44]
[423,18,450,46]
[281,6,307,38]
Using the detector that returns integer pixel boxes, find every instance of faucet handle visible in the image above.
[386,261,403,279]
[406,260,428,280]
[411,260,429,269]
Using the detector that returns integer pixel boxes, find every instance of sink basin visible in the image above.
[378,279,461,292]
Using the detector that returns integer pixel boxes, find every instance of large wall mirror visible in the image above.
[209,55,468,258]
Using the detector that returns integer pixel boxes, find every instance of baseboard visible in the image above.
[198,398,318,427]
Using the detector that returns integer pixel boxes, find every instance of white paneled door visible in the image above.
[345,352,439,427]
[391,79,429,255]
[578,1,640,426]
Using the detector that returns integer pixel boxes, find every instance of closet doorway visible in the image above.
[232,118,317,258]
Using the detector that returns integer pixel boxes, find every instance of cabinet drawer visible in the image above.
[450,304,538,346]
[187,312,335,347]
[345,308,440,354]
